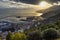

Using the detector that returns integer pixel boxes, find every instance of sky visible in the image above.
[14,0,40,5]
[0,0,60,22]
[0,0,41,22]
[14,0,60,4]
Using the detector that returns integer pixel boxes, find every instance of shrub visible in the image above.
[42,28,60,40]
[28,31,42,40]
[11,32,27,40]
[6,32,12,40]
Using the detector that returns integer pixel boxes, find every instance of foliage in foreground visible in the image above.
[6,32,27,40]
[6,19,60,40]
[42,28,60,40]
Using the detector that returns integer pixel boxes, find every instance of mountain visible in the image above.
[37,5,60,20]
[37,5,60,25]
[41,5,60,19]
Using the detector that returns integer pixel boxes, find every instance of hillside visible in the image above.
[41,5,60,19]
[36,5,60,25]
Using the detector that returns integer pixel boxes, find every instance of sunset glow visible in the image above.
[39,1,52,9]
[36,13,43,16]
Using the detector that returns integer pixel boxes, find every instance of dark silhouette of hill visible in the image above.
[37,5,60,19]
[37,5,60,25]
[41,13,60,25]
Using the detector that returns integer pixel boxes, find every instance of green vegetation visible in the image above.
[6,32,27,40]
[25,19,60,33]
[6,32,12,40]
[6,19,60,40]
[0,35,2,40]
[11,32,27,40]
[27,31,42,40]
[42,28,60,40]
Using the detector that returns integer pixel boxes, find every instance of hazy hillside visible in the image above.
[38,5,60,19]
[38,5,60,25]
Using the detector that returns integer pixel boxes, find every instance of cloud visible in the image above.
[45,0,60,4]
[0,0,40,21]
[14,0,40,5]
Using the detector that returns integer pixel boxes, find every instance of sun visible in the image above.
[39,1,47,7]
[39,1,52,9]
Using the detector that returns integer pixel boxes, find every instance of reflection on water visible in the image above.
[35,13,43,16]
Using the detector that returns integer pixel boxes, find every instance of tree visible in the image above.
[42,28,60,40]
[0,35,2,40]
[11,32,27,40]
[28,31,42,40]
[6,32,12,40]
